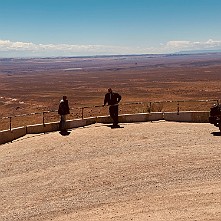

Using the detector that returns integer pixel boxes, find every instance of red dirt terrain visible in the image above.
[0,53,221,118]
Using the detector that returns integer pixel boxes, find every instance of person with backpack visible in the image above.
[58,96,70,132]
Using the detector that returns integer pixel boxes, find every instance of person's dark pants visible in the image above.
[109,105,119,126]
[59,115,67,131]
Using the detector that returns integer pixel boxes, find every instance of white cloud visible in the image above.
[0,39,132,56]
[0,39,221,57]
[162,39,221,52]
[166,41,191,48]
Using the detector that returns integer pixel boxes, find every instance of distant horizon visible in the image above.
[1,0,221,58]
[1,49,221,60]
[1,38,221,58]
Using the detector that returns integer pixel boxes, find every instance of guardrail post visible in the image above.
[148,102,152,113]
[81,107,84,119]
[9,117,12,131]
[43,112,45,127]
[177,102,180,115]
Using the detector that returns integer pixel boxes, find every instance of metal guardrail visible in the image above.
[0,99,220,131]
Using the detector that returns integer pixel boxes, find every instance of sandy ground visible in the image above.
[0,121,221,221]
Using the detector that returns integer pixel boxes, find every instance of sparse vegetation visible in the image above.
[1,54,221,130]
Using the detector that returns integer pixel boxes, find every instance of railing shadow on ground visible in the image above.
[0,99,220,132]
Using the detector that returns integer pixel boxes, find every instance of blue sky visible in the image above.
[0,0,221,57]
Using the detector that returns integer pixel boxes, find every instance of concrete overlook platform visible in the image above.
[0,121,221,221]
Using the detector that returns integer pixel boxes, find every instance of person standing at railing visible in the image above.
[58,96,70,133]
[103,88,121,128]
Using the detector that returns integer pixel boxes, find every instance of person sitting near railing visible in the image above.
[58,96,70,133]
[103,88,121,128]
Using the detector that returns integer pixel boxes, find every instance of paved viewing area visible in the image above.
[0,121,221,221]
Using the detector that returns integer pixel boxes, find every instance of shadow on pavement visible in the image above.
[59,130,71,136]
[211,131,221,136]
[108,125,124,129]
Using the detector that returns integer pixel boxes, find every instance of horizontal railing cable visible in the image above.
[1,99,220,120]
[0,99,220,131]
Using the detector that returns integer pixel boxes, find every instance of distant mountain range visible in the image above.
[1,49,221,59]
[176,49,221,54]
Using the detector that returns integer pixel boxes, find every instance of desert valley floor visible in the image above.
[1,53,221,118]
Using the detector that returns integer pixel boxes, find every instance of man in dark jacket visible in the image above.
[103,88,121,128]
[58,96,70,132]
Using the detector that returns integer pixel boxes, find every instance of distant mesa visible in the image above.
[176,49,221,54]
